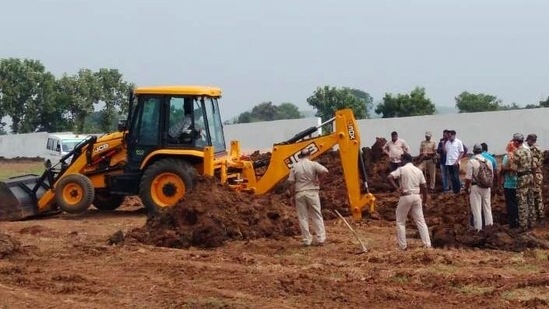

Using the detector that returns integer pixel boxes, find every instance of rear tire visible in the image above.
[93,191,124,211]
[55,174,95,214]
[139,158,195,215]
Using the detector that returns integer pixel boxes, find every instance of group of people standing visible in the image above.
[286,129,544,251]
[500,133,545,232]
[383,129,545,250]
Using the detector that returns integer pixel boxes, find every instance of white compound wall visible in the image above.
[0,108,547,159]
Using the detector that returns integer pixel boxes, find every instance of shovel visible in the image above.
[334,209,368,253]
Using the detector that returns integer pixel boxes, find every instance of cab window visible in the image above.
[133,97,161,145]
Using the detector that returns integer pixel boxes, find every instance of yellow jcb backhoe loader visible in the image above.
[0,85,375,222]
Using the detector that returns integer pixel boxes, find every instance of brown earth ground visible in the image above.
[1,147,549,308]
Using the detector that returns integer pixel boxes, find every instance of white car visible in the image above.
[44,133,88,167]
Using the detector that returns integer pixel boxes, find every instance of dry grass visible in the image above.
[0,161,44,181]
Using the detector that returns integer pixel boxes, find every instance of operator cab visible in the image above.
[125,86,226,170]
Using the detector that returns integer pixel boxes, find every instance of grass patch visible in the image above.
[390,273,409,284]
[457,284,494,295]
[427,264,459,275]
[530,249,549,261]
[502,287,549,302]
[510,263,541,274]
[0,161,44,181]
[184,297,232,308]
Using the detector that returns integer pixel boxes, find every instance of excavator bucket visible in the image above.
[0,174,48,221]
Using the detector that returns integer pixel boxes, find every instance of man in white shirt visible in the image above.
[387,153,431,250]
[444,130,464,194]
[383,131,410,172]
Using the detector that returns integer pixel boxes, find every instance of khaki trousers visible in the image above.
[469,185,493,230]
[295,190,326,245]
[418,159,436,190]
[395,194,431,249]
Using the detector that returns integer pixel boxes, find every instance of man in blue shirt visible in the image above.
[500,152,518,228]
[480,143,497,171]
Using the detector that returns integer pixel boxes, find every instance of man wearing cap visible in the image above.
[383,131,410,172]
[418,131,437,192]
[387,153,431,250]
[526,134,544,224]
[287,148,329,246]
[512,133,535,231]
[464,144,494,230]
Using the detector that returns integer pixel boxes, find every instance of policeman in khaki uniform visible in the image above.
[511,133,535,231]
[387,153,431,250]
[526,134,544,224]
[288,148,329,246]
[418,131,437,191]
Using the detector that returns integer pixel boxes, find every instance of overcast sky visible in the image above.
[1,0,548,119]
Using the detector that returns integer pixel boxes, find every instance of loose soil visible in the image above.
[0,145,548,308]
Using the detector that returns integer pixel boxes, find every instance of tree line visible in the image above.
[236,86,549,123]
[2,57,548,133]
[0,58,132,135]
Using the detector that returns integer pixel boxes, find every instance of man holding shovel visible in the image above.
[387,153,432,250]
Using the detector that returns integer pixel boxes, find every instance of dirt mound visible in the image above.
[127,176,299,248]
[128,142,549,251]
[0,232,20,258]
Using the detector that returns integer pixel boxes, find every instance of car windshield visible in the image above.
[62,140,85,152]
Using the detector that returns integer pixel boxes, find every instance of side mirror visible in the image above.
[44,159,52,169]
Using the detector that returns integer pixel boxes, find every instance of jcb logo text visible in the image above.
[284,143,320,169]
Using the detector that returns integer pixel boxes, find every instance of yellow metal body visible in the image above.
[219,109,375,221]
[32,86,374,221]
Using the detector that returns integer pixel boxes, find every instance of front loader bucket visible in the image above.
[0,174,48,221]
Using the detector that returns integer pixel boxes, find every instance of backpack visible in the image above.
[473,158,493,188]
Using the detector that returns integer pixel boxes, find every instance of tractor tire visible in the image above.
[55,174,95,214]
[139,158,195,215]
[93,191,124,211]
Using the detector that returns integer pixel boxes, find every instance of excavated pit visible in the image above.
[129,139,549,251]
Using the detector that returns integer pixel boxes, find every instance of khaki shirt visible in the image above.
[389,163,426,194]
[420,140,436,157]
[288,158,329,193]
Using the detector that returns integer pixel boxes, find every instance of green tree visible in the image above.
[96,68,131,132]
[375,87,436,118]
[277,102,302,119]
[237,111,254,123]
[524,104,539,109]
[349,88,374,116]
[539,96,549,108]
[0,58,55,133]
[235,102,303,123]
[499,102,522,111]
[455,91,502,113]
[23,71,70,132]
[250,102,279,121]
[56,70,100,133]
[306,86,369,122]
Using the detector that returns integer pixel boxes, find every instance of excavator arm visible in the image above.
[227,109,375,221]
